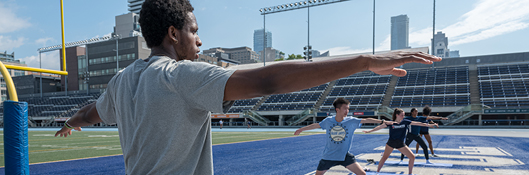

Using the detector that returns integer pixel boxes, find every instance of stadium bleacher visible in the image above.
[478,63,529,108]
[257,84,328,111]
[390,66,471,107]
[320,71,391,112]
[19,93,101,120]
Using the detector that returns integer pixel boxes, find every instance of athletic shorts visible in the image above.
[420,130,429,135]
[387,139,406,149]
[317,153,357,171]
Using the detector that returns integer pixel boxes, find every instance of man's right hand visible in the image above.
[294,129,302,135]
[365,52,442,77]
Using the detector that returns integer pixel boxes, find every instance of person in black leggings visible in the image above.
[416,106,448,157]
[400,108,433,164]
[363,108,437,175]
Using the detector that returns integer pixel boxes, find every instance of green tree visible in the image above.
[274,58,284,61]
[296,54,303,59]
[286,54,296,60]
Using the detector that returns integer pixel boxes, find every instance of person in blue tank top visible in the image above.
[415,106,448,157]
[363,108,437,175]
[399,108,432,163]
[294,98,396,175]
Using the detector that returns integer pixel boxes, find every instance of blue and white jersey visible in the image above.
[387,119,412,141]
[318,116,362,161]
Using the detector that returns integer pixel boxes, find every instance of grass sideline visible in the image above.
[0,131,321,167]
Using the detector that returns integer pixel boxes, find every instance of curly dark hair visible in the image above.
[423,105,432,116]
[139,0,194,48]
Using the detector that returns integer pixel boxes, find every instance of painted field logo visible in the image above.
[330,125,346,142]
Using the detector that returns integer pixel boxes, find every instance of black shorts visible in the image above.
[387,139,406,149]
[317,153,357,171]
[420,130,429,135]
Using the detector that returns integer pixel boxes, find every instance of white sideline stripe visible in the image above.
[384,161,453,167]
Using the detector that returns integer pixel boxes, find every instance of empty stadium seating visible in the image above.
[478,63,529,108]
[257,84,328,111]
[390,66,471,107]
[320,71,391,113]
[19,93,101,118]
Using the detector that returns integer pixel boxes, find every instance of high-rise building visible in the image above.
[128,0,144,14]
[203,47,260,64]
[391,15,410,50]
[114,13,141,38]
[449,50,460,58]
[432,31,450,58]
[253,29,272,53]
[0,51,28,102]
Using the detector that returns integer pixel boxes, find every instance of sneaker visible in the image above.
[415,154,420,157]
[431,154,439,157]
[426,160,433,164]
[363,167,370,172]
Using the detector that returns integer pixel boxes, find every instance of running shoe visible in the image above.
[431,154,439,157]
[364,167,370,172]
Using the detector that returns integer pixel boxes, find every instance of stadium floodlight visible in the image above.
[38,35,115,52]
[259,0,351,64]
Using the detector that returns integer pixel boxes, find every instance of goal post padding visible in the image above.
[3,100,29,175]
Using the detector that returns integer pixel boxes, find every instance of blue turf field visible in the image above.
[2,134,528,174]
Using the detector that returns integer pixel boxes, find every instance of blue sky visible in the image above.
[1,0,529,71]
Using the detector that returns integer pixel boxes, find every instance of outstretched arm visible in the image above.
[427,116,448,120]
[361,118,397,125]
[294,123,321,135]
[55,102,102,137]
[363,123,388,133]
[410,121,438,128]
[224,52,441,101]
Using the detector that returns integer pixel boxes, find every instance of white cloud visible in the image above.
[444,0,529,46]
[0,35,25,50]
[407,0,529,47]
[0,2,31,33]
[19,51,60,70]
[316,0,529,56]
[35,37,54,47]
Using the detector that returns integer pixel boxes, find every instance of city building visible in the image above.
[319,51,330,57]
[128,0,144,14]
[85,36,151,89]
[197,54,240,68]
[450,50,460,58]
[0,51,28,102]
[60,47,86,91]
[203,47,260,64]
[391,15,410,50]
[258,47,283,62]
[432,31,450,58]
[114,12,141,38]
[13,75,61,95]
[253,29,272,53]
[311,50,321,58]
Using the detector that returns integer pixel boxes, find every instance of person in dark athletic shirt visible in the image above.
[363,108,437,175]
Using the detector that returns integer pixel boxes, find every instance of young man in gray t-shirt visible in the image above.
[55,0,441,174]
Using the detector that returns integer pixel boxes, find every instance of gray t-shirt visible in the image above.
[96,56,235,174]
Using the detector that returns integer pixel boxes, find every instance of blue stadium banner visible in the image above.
[484,109,529,114]
[3,100,29,175]
[317,112,329,117]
